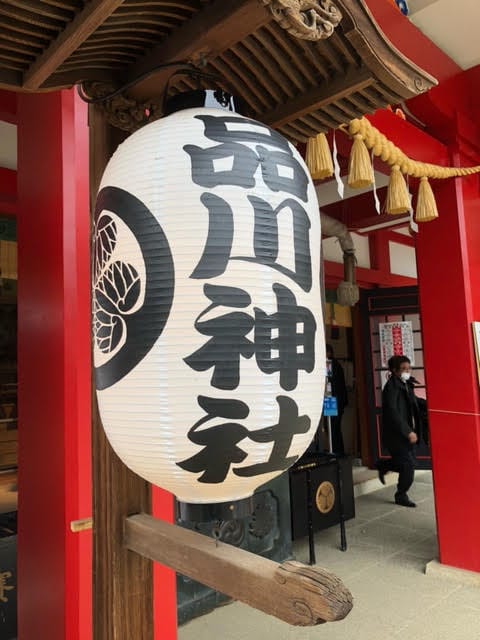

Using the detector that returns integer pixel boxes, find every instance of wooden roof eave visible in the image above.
[338,0,436,100]
[0,0,438,140]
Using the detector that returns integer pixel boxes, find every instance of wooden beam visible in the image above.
[125,513,353,626]
[89,106,154,640]
[263,70,374,129]
[350,214,410,233]
[23,0,126,91]
[125,0,272,99]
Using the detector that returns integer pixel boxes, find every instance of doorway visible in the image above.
[361,286,431,470]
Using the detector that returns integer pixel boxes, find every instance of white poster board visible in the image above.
[379,321,415,368]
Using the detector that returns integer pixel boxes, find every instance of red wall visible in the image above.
[364,79,480,571]
[416,173,480,572]
[14,88,178,640]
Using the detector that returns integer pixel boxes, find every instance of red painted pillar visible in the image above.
[153,488,177,639]
[17,90,92,639]
[416,159,480,572]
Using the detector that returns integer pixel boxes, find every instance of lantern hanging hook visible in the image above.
[77,63,223,105]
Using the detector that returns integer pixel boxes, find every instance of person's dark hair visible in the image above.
[326,344,333,358]
[387,355,411,373]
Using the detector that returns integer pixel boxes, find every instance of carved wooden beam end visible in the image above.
[261,0,343,41]
[274,560,353,624]
[81,81,163,133]
[124,513,353,626]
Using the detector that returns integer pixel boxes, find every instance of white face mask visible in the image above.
[400,372,411,382]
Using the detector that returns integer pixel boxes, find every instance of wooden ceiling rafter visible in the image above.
[0,4,65,32]
[0,29,47,52]
[123,0,273,97]
[264,22,316,86]
[1,14,57,39]
[241,34,295,100]
[22,0,128,90]
[3,0,74,22]
[0,0,437,142]
[41,0,82,10]
[264,68,373,128]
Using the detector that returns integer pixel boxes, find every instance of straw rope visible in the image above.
[346,118,480,179]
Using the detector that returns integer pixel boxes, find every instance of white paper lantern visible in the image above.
[93,107,325,504]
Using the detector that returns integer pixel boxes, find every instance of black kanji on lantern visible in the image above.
[183,284,254,390]
[177,395,310,483]
[177,395,250,484]
[180,113,318,479]
[184,115,309,201]
[246,195,311,292]
[254,283,316,391]
[184,141,259,189]
[192,115,291,150]
[233,395,310,477]
[184,282,316,391]
[190,193,312,292]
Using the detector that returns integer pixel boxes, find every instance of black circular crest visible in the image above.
[93,186,174,390]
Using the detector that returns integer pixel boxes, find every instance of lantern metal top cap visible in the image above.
[164,89,248,117]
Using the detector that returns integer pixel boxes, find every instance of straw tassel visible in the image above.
[305,133,334,180]
[348,134,374,189]
[386,165,411,215]
[415,177,439,223]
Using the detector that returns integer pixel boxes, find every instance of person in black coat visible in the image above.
[326,344,348,455]
[408,376,429,447]
[376,355,420,507]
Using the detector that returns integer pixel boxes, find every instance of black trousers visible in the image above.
[330,414,345,455]
[378,448,415,495]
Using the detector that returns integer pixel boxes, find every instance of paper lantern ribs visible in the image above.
[93,107,325,508]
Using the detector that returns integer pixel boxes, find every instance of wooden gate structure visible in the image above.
[0,1,437,638]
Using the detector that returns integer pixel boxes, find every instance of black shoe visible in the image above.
[395,493,416,508]
[375,461,386,485]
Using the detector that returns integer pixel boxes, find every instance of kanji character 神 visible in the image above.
[184,283,316,391]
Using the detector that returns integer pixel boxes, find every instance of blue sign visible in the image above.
[395,0,409,16]
[323,396,338,417]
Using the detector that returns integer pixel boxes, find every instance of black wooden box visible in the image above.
[289,455,355,540]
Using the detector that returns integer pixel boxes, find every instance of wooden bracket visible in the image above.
[70,517,93,533]
[124,513,353,626]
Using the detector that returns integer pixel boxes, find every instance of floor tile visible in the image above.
[178,483,480,640]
